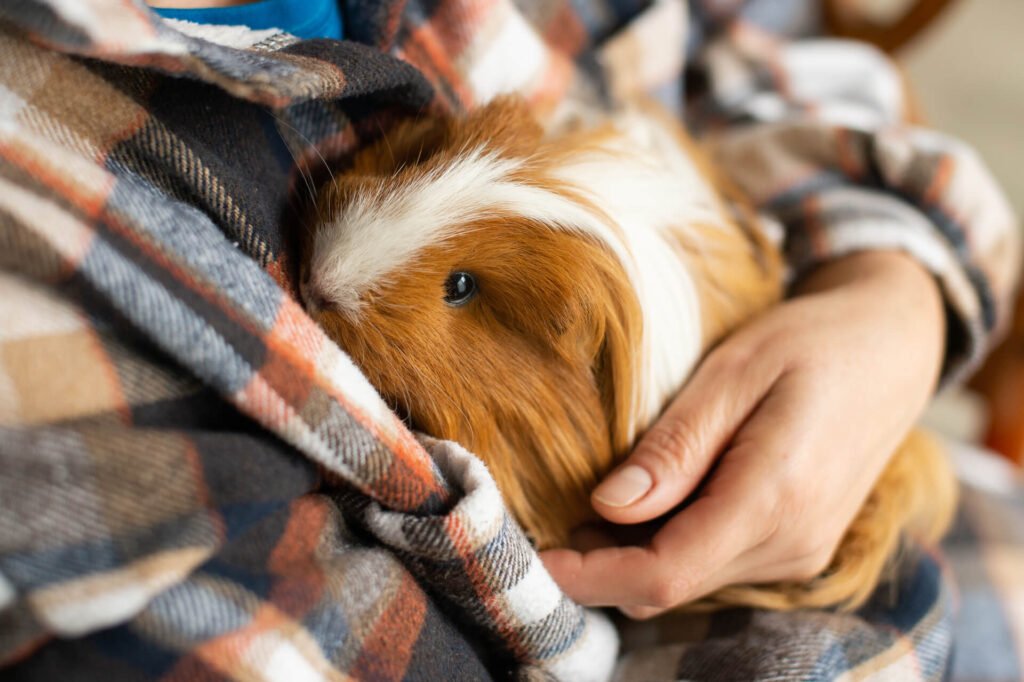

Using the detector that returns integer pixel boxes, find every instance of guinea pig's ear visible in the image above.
[348,114,453,175]
[587,263,643,456]
[349,96,543,176]
[542,236,642,456]
[451,95,545,158]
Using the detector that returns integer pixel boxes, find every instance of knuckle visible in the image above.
[759,465,812,540]
[642,579,674,610]
[621,606,661,621]
[789,562,821,582]
[643,567,696,610]
[774,465,807,510]
[749,488,786,546]
[642,422,701,475]
[792,548,835,581]
[790,532,825,560]
[645,582,681,610]
[707,340,756,373]
[788,534,838,580]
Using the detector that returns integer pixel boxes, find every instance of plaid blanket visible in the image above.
[0,0,1019,680]
[945,446,1024,682]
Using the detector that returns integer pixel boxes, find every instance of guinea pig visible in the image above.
[298,96,956,610]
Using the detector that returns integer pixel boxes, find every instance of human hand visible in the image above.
[539,251,945,618]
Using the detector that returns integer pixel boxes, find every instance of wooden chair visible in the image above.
[824,0,958,53]
[971,294,1024,466]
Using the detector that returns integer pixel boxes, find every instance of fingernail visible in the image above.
[593,465,653,507]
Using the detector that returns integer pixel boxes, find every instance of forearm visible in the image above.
[794,250,946,397]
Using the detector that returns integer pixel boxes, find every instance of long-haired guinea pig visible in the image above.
[298,96,956,611]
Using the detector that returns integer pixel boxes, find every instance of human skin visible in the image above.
[539,250,946,618]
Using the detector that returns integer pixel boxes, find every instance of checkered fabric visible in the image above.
[944,446,1024,682]
[0,1,1019,680]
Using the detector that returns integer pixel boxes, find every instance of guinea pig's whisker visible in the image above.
[271,111,337,183]
[373,117,398,169]
[270,111,336,203]
[278,133,316,205]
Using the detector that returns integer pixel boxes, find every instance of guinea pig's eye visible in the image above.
[444,271,478,307]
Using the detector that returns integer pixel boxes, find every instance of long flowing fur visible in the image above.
[300,97,957,611]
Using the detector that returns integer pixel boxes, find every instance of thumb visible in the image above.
[592,347,780,524]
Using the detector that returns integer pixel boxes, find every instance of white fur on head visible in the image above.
[309,109,729,438]
[309,149,518,315]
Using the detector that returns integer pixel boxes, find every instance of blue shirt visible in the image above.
[153,0,343,41]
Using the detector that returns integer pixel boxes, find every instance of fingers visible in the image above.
[619,605,665,620]
[591,342,782,525]
[541,480,764,607]
[542,372,830,611]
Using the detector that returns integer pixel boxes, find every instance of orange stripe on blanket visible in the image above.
[920,155,977,249]
[351,571,428,682]
[73,195,438,504]
[834,127,864,182]
[529,50,574,116]
[543,2,587,55]
[268,496,329,618]
[94,206,279,341]
[236,369,443,511]
[1,133,271,341]
[377,0,406,51]
[0,137,113,221]
[802,194,829,260]
[182,439,228,547]
[266,296,327,371]
[95,106,151,166]
[0,172,96,283]
[160,652,227,682]
[399,26,475,108]
[428,0,498,57]
[0,633,53,670]
[922,155,954,207]
[445,513,529,661]
[165,598,350,682]
[81,323,134,426]
[263,298,445,508]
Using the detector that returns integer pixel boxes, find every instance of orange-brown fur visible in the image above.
[300,97,957,611]
[313,218,640,547]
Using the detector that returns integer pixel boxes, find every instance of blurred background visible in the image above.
[833,0,1024,465]
[904,0,1024,215]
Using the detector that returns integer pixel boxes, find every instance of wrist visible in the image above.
[794,251,939,298]
[794,250,946,380]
